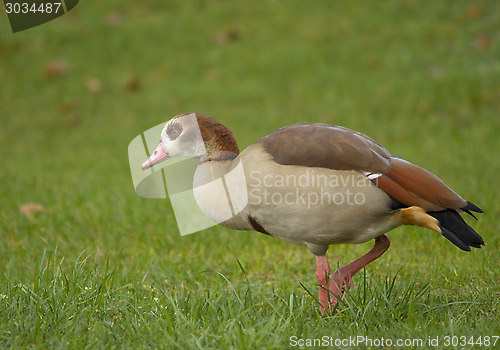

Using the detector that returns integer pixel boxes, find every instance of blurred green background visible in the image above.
[1,1,499,348]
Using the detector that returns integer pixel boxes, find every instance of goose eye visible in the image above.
[167,123,182,140]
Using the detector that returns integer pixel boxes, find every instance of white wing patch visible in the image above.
[366,172,383,180]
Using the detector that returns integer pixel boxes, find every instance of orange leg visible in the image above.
[315,234,391,315]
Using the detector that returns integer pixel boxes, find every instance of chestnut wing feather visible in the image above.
[384,158,467,210]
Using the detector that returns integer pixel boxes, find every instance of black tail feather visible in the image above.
[462,201,483,220]
[463,210,478,220]
[463,201,483,213]
[429,207,484,251]
[440,227,471,251]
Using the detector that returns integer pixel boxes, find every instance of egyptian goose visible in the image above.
[142,112,484,314]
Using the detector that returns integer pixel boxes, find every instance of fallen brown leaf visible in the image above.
[125,77,140,91]
[60,101,77,114]
[64,115,81,129]
[366,58,380,70]
[466,5,483,19]
[44,59,70,78]
[86,78,102,93]
[211,28,241,45]
[105,12,125,26]
[475,35,490,50]
[19,203,45,219]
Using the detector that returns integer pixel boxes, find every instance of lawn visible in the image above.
[1,1,499,348]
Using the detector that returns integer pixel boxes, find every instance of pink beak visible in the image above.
[141,141,168,170]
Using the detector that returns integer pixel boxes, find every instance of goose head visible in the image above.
[141,112,240,170]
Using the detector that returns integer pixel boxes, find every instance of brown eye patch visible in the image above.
[166,123,182,140]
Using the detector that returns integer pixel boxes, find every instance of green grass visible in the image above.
[1,0,500,348]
